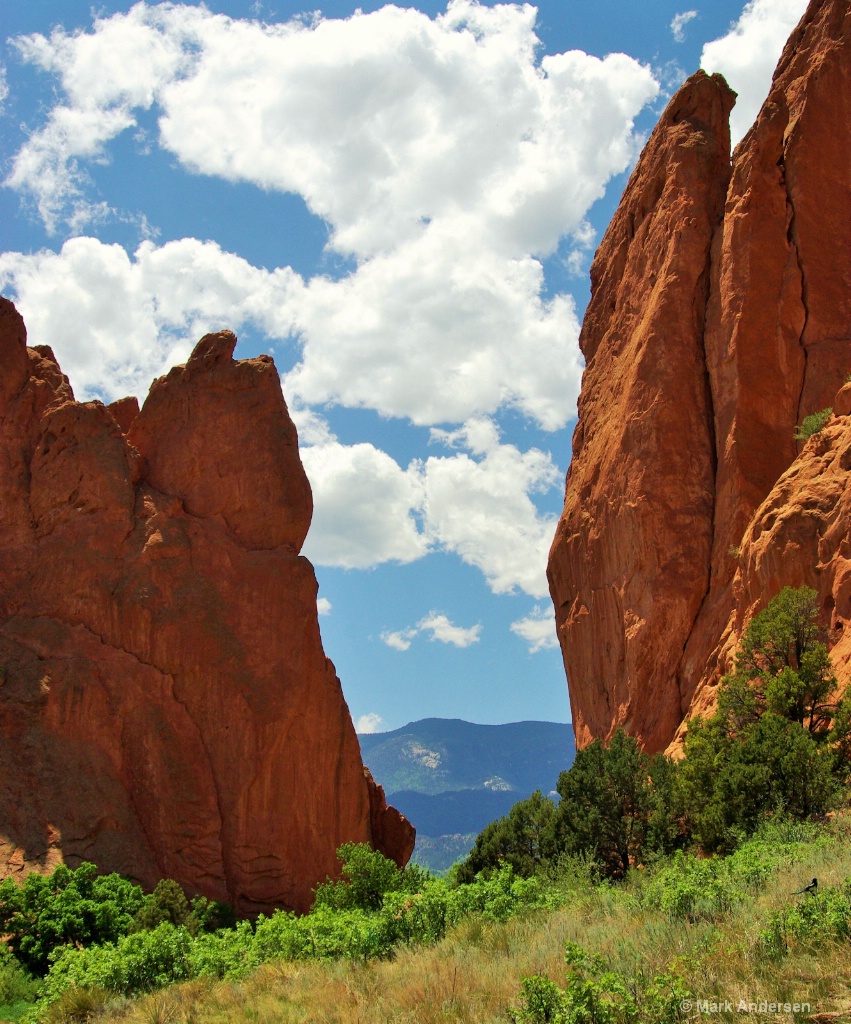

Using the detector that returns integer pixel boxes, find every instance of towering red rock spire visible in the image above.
[548,0,851,752]
[548,70,735,752]
[0,299,413,914]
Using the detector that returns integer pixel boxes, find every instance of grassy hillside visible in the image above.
[9,819,850,1024]
[359,719,574,796]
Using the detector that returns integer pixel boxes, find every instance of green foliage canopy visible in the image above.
[0,863,145,975]
[679,586,847,850]
[455,791,557,883]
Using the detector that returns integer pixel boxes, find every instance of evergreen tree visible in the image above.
[550,729,656,878]
[456,791,557,882]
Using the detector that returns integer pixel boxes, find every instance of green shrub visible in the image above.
[509,941,690,1023]
[678,587,846,849]
[794,407,832,440]
[41,923,194,1004]
[312,842,415,912]
[0,948,40,1022]
[130,880,233,936]
[0,864,146,975]
[28,853,557,1019]
[758,879,851,960]
[456,791,557,882]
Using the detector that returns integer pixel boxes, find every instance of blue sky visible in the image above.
[0,0,807,732]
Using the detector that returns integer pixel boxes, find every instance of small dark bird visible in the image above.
[792,877,818,895]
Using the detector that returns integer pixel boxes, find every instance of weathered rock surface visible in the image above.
[549,0,851,752]
[547,70,735,751]
[685,404,851,732]
[0,298,413,913]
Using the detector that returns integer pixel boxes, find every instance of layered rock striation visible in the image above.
[0,298,413,914]
[548,0,851,752]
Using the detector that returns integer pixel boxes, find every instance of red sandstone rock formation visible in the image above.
[685,398,851,731]
[547,70,735,751]
[0,298,413,914]
[549,0,851,752]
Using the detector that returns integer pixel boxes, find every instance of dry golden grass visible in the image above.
[31,832,851,1024]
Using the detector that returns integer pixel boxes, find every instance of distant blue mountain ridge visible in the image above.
[358,718,575,871]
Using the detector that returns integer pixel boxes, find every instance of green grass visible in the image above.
[8,818,851,1024]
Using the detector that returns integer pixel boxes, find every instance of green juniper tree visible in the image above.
[456,790,557,882]
[549,729,658,878]
[679,586,847,850]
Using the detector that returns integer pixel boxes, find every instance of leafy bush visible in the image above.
[509,941,690,1024]
[759,879,851,959]
[312,842,426,912]
[0,862,232,982]
[459,731,682,884]
[794,407,832,440]
[0,864,146,975]
[678,587,848,850]
[130,880,234,935]
[25,855,557,1019]
[456,791,557,882]
[641,830,810,922]
[0,948,40,1022]
[40,923,194,1005]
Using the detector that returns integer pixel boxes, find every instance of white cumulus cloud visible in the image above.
[317,597,332,616]
[355,713,385,734]
[300,441,428,570]
[0,1,660,596]
[670,11,698,43]
[380,629,419,652]
[381,612,481,651]
[511,605,559,653]
[701,0,808,144]
[422,418,561,597]
[300,422,561,593]
[4,1,659,433]
[418,613,482,648]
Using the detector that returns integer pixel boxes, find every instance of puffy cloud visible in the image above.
[5,1,659,431]
[7,6,192,231]
[0,237,301,401]
[380,629,418,652]
[300,421,560,593]
[317,597,332,616]
[417,613,482,648]
[8,3,657,255]
[511,605,559,653]
[2,2,652,595]
[670,11,698,43]
[701,0,808,144]
[299,441,428,570]
[355,712,385,734]
[283,234,584,430]
[422,418,561,597]
[0,65,8,113]
[380,612,481,651]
